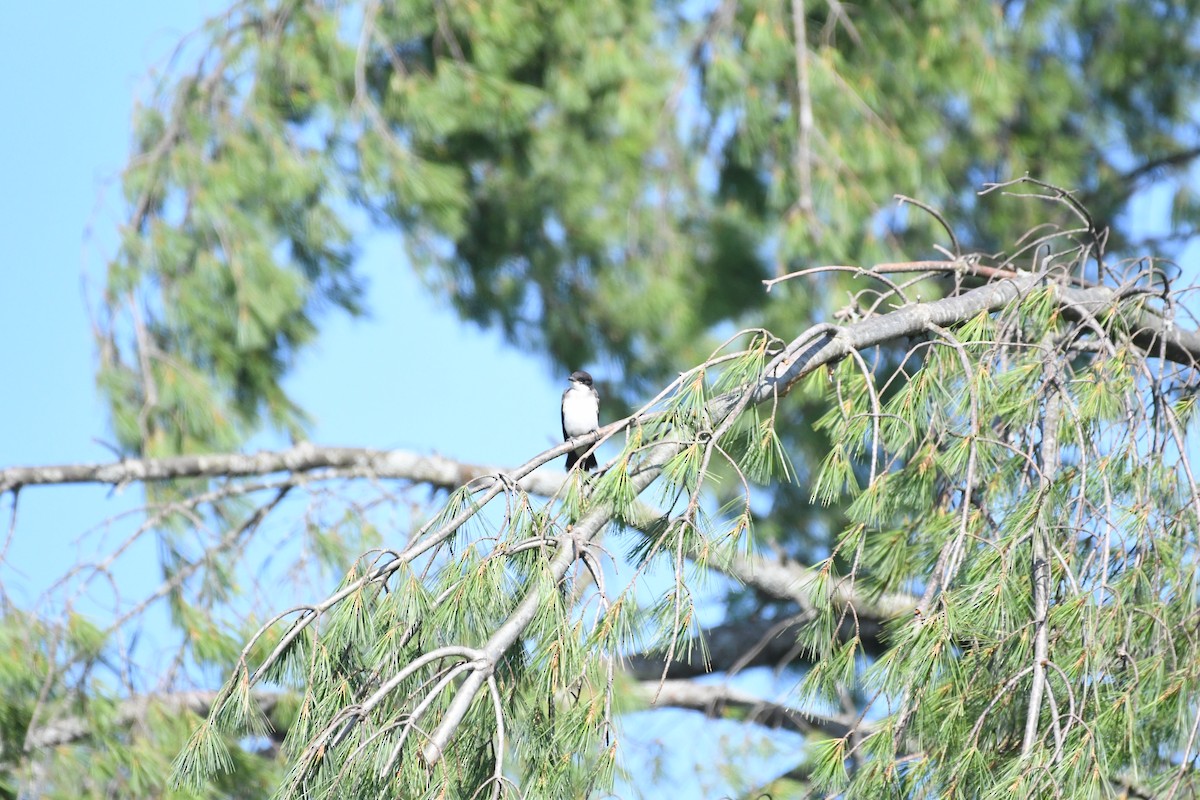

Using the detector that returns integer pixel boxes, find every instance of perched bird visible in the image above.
[561,370,600,471]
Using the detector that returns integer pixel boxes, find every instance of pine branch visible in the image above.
[419,440,683,764]
[419,273,1086,762]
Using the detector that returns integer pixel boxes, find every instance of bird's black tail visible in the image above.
[566,450,598,472]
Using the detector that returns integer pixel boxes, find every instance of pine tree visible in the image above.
[6,0,1200,797]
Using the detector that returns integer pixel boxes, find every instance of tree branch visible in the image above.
[788,0,817,247]
[1119,146,1200,192]
[419,440,683,764]
[4,445,918,641]
[24,689,280,751]
[724,549,913,621]
[624,611,890,682]
[769,275,1200,403]
[636,679,859,740]
[1023,357,1062,757]
[423,273,1058,761]
[0,443,566,495]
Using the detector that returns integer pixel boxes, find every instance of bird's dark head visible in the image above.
[568,370,593,387]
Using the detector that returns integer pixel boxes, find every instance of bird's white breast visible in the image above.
[562,384,599,437]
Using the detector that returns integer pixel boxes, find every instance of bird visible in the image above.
[561,370,599,471]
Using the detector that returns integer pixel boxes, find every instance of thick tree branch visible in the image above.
[0,443,565,495]
[724,549,913,621]
[771,277,1200,401]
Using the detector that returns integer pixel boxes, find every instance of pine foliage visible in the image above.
[9,0,1200,797]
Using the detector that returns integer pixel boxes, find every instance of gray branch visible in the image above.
[24,690,280,751]
[1,438,912,631]
[1023,357,1063,756]
[0,443,564,495]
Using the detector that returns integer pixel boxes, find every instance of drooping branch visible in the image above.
[418,440,683,764]
[1022,354,1063,756]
